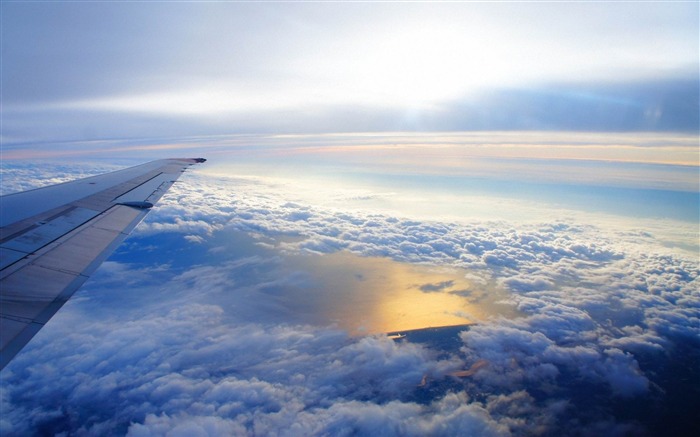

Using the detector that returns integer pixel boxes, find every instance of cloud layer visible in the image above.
[1,167,698,436]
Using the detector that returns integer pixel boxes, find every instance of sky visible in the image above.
[1,1,698,144]
[1,2,699,436]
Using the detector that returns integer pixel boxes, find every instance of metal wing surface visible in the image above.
[0,158,205,370]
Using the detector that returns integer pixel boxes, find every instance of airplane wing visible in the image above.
[0,158,206,370]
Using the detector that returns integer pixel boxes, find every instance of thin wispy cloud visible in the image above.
[2,2,697,143]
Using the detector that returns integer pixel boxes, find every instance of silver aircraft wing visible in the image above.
[0,158,206,370]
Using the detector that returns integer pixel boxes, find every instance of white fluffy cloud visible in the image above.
[1,167,698,436]
[0,161,122,194]
[2,302,512,436]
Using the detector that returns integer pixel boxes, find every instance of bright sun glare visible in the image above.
[328,23,508,108]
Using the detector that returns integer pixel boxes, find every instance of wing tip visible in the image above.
[172,158,206,164]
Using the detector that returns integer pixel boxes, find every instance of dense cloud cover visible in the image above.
[1,166,698,436]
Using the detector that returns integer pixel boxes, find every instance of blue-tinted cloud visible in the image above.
[2,2,697,143]
[2,79,697,145]
[2,166,697,435]
[437,79,700,132]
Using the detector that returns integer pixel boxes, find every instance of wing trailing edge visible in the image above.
[0,158,205,371]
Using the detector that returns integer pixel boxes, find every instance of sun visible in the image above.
[320,22,513,109]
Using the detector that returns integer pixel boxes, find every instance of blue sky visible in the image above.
[1,2,698,145]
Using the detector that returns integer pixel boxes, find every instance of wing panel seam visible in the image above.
[111,171,164,202]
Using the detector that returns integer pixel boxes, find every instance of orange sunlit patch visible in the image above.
[287,251,515,335]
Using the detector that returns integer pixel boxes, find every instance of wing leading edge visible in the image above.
[0,158,205,370]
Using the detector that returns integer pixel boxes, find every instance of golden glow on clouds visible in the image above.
[288,251,515,335]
